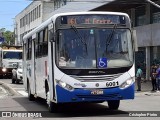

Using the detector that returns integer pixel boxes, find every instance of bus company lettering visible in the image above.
[89,71,105,74]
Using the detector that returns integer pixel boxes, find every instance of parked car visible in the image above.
[12,63,23,84]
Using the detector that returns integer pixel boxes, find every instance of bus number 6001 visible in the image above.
[106,81,119,87]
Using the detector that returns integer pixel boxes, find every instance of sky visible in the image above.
[0,0,32,32]
[0,0,112,32]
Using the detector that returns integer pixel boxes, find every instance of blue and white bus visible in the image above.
[23,12,136,112]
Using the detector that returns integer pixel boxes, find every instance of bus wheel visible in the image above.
[46,91,58,113]
[107,100,120,110]
[28,83,35,101]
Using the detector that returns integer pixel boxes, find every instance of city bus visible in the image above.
[23,12,136,112]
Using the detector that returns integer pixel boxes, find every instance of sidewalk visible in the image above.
[135,80,160,96]
[135,79,152,92]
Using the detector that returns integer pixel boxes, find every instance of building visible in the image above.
[91,0,160,80]
[15,0,67,45]
[14,0,108,45]
[15,0,160,80]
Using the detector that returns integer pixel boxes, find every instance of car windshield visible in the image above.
[3,51,22,59]
[56,28,133,69]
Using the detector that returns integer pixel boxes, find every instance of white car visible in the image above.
[12,63,23,84]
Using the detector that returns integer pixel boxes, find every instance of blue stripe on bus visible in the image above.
[56,84,135,103]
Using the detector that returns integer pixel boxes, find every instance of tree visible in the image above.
[0,28,5,33]
[0,28,14,45]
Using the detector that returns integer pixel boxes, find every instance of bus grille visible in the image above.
[76,93,120,99]
[70,73,123,82]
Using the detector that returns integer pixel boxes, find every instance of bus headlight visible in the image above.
[2,68,7,72]
[119,77,135,89]
[56,80,74,91]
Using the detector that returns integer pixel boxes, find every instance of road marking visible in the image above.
[0,86,7,94]
[17,91,28,96]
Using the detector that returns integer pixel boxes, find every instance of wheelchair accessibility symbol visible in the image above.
[98,58,107,68]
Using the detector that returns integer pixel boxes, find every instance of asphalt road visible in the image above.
[0,79,160,120]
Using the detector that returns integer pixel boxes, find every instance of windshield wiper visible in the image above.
[106,24,117,51]
[70,25,88,56]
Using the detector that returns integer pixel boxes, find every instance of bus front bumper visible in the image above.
[56,84,135,103]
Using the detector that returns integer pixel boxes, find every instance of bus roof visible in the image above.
[23,11,130,41]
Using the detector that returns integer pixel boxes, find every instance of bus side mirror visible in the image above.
[132,30,138,52]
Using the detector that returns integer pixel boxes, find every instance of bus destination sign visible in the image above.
[60,15,126,25]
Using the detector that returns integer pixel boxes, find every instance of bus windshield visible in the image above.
[3,51,22,59]
[57,28,133,69]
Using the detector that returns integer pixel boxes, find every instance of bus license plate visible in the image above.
[91,90,103,95]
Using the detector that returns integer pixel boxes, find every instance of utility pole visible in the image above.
[146,0,160,8]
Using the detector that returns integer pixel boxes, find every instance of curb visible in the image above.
[135,91,160,96]
[0,81,19,96]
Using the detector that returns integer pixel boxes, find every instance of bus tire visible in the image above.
[107,100,120,110]
[28,83,35,101]
[48,101,59,113]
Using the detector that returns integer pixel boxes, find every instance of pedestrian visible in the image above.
[136,65,143,91]
[156,64,160,91]
[150,64,157,91]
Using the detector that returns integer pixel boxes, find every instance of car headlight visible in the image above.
[2,68,7,72]
[119,77,135,89]
[56,80,74,91]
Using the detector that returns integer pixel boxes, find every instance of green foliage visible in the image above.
[0,28,14,45]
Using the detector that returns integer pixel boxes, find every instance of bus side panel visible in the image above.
[31,40,36,95]
[35,56,48,99]
[23,43,27,91]
[56,84,134,103]
[50,42,57,102]
[47,41,59,103]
